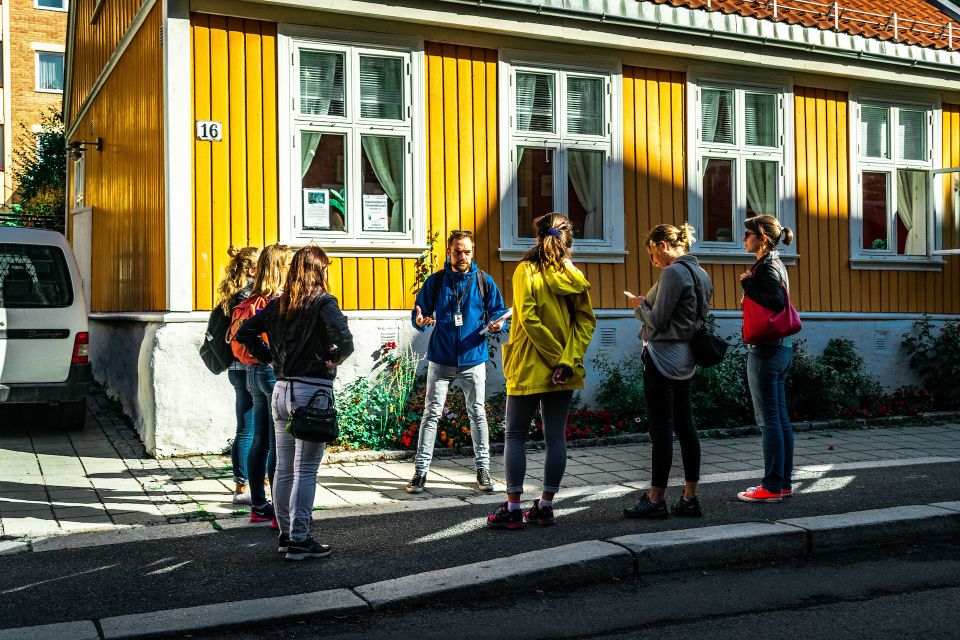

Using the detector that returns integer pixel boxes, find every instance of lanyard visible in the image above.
[450,273,475,314]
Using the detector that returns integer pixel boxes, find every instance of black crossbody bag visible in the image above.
[288,380,338,443]
[677,262,728,368]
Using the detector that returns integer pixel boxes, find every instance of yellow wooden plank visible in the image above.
[825,92,842,312]
[815,89,830,312]
[657,72,673,225]
[442,44,461,236]
[804,90,821,311]
[836,94,859,313]
[209,14,231,306]
[389,259,406,310]
[261,23,279,245]
[326,257,343,303]
[358,258,375,309]
[426,43,447,247]
[244,21,265,247]
[227,18,249,246]
[456,47,476,241]
[372,258,389,310]
[471,48,493,275]
[484,48,502,291]
[341,258,358,310]
[794,90,810,313]
[193,14,213,310]
[622,68,639,304]
[670,71,686,224]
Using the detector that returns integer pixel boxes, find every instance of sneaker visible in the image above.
[487,502,526,530]
[781,488,793,498]
[232,483,251,505]
[270,516,279,530]
[525,499,557,526]
[737,486,783,503]
[277,532,289,554]
[406,471,427,494]
[476,469,495,492]
[672,495,703,517]
[285,537,332,561]
[250,503,276,523]
[623,493,668,519]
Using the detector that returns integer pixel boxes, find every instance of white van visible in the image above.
[0,227,90,429]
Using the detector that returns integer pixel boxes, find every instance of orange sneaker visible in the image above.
[737,486,783,503]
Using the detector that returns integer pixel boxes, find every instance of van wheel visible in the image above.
[58,401,87,431]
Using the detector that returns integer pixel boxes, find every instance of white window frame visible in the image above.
[34,50,65,94]
[498,50,624,263]
[72,155,85,210]
[34,0,68,11]
[277,26,426,257]
[686,73,796,264]
[849,94,944,271]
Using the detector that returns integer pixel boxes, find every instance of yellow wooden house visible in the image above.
[63,0,960,455]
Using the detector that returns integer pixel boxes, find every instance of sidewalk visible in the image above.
[1,391,959,542]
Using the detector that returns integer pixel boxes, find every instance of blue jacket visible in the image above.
[411,261,508,367]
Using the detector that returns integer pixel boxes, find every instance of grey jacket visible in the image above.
[637,254,713,342]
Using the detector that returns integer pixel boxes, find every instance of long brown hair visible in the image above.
[216,246,260,312]
[745,215,794,249]
[250,244,294,300]
[522,212,574,272]
[279,245,331,319]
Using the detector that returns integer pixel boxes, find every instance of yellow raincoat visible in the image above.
[501,260,597,396]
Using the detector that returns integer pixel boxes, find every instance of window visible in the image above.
[853,101,937,262]
[0,125,5,171]
[35,0,67,10]
[499,53,624,261]
[0,244,73,309]
[36,52,64,92]
[688,81,794,259]
[73,156,85,209]
[280,30,425,253]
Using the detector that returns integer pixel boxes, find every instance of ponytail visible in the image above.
[646,222,696,252]
[745,215,794,249]
[522,212,574,272]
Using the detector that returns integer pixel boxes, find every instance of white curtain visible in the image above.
[361,136,404,232]
[568,149,603,238]
[701,90,721,143]
[38,53,63,91]
[897,170,927,256]
[746,161,776,216]
[300,132,322,179]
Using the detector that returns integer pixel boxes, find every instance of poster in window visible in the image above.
[363,194,389,231]
[303,188,330,230]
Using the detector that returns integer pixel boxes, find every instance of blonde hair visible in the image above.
[646,223,696,253]
[250,244,294,300]
[216,246,260,312]
[522,212,574,272]
[745,215,794,249]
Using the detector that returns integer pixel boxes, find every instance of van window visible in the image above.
[0,244,73,308]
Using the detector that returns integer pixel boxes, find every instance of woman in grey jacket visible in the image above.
[624,223,713,520]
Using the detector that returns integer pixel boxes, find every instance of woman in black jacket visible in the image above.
[737,215,796,504]
[235,245,354,560]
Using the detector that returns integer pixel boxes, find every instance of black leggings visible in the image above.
[643,349,700,489]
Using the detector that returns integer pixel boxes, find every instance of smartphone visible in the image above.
[623,290,636,298]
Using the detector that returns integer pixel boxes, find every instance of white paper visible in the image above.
[363,194,390,231]
[479,308,513,335]
[303,188,330,229]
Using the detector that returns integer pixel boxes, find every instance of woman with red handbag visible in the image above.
[737,215,799,503]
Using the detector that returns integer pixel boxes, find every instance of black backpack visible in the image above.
[199,305,234,375]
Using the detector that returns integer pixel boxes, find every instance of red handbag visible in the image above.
[741,266,801,345]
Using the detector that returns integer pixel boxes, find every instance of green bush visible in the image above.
[903,315,960,409]
[786,338,881,420]
[591,352,646,422]
[690,340,753,427]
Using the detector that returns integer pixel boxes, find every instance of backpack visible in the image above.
[431,269,487,316]
[227,294,270,365]
[199,306,234,375]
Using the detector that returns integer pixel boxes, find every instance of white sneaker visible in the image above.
[232,490,252,504]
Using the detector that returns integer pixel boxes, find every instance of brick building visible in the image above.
[1,0,68,205]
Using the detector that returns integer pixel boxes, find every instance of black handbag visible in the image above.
[677,262,728,368]
[288,381,339,443]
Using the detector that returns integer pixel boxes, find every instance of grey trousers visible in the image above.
[414,361,490,473]
[272,378,328,542]
[503,390,574,495]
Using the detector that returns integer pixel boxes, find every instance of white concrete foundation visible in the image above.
[89,312,949,456]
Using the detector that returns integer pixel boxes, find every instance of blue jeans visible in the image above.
[414,362,490,473]
[747,345,794,493]
[228,368,254,485]
[246,364,277,507]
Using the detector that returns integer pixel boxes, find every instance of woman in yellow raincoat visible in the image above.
[487,213,596,529]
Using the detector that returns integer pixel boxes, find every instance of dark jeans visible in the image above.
[643,349,700,489]
[503,391,574,495]
[227,368,254,485]
[246,364,277,506]
[747,345,794,493]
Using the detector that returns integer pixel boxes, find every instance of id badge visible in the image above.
[454,313,463,327]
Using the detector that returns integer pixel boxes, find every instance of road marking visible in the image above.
[5,456,957,555]
[144,561,191,576]
[0,564,115,595]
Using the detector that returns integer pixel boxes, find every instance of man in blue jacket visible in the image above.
[407,230,508,494]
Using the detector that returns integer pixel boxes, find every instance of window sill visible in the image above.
[299,243,430,259]
[849,257,945,272]
[498,247,628,263]
[35,88,64,94]
[691,251,799,266]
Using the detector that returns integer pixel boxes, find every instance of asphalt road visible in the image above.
[189,541,960,640]
[0,461,958,629]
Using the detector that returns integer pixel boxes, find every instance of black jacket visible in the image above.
[234,294,354,380]
[741,251,789,312]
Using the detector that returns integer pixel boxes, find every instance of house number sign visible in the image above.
[196,120,223,141]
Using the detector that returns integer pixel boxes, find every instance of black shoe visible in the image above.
[525,499,557,526]
[623,493,669,519]
[406,471,427,494]
[476,469,494,492]
[672,495,703,518]
[487,502,526,529]
[277,532,289,553]
[285,537,332,561]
